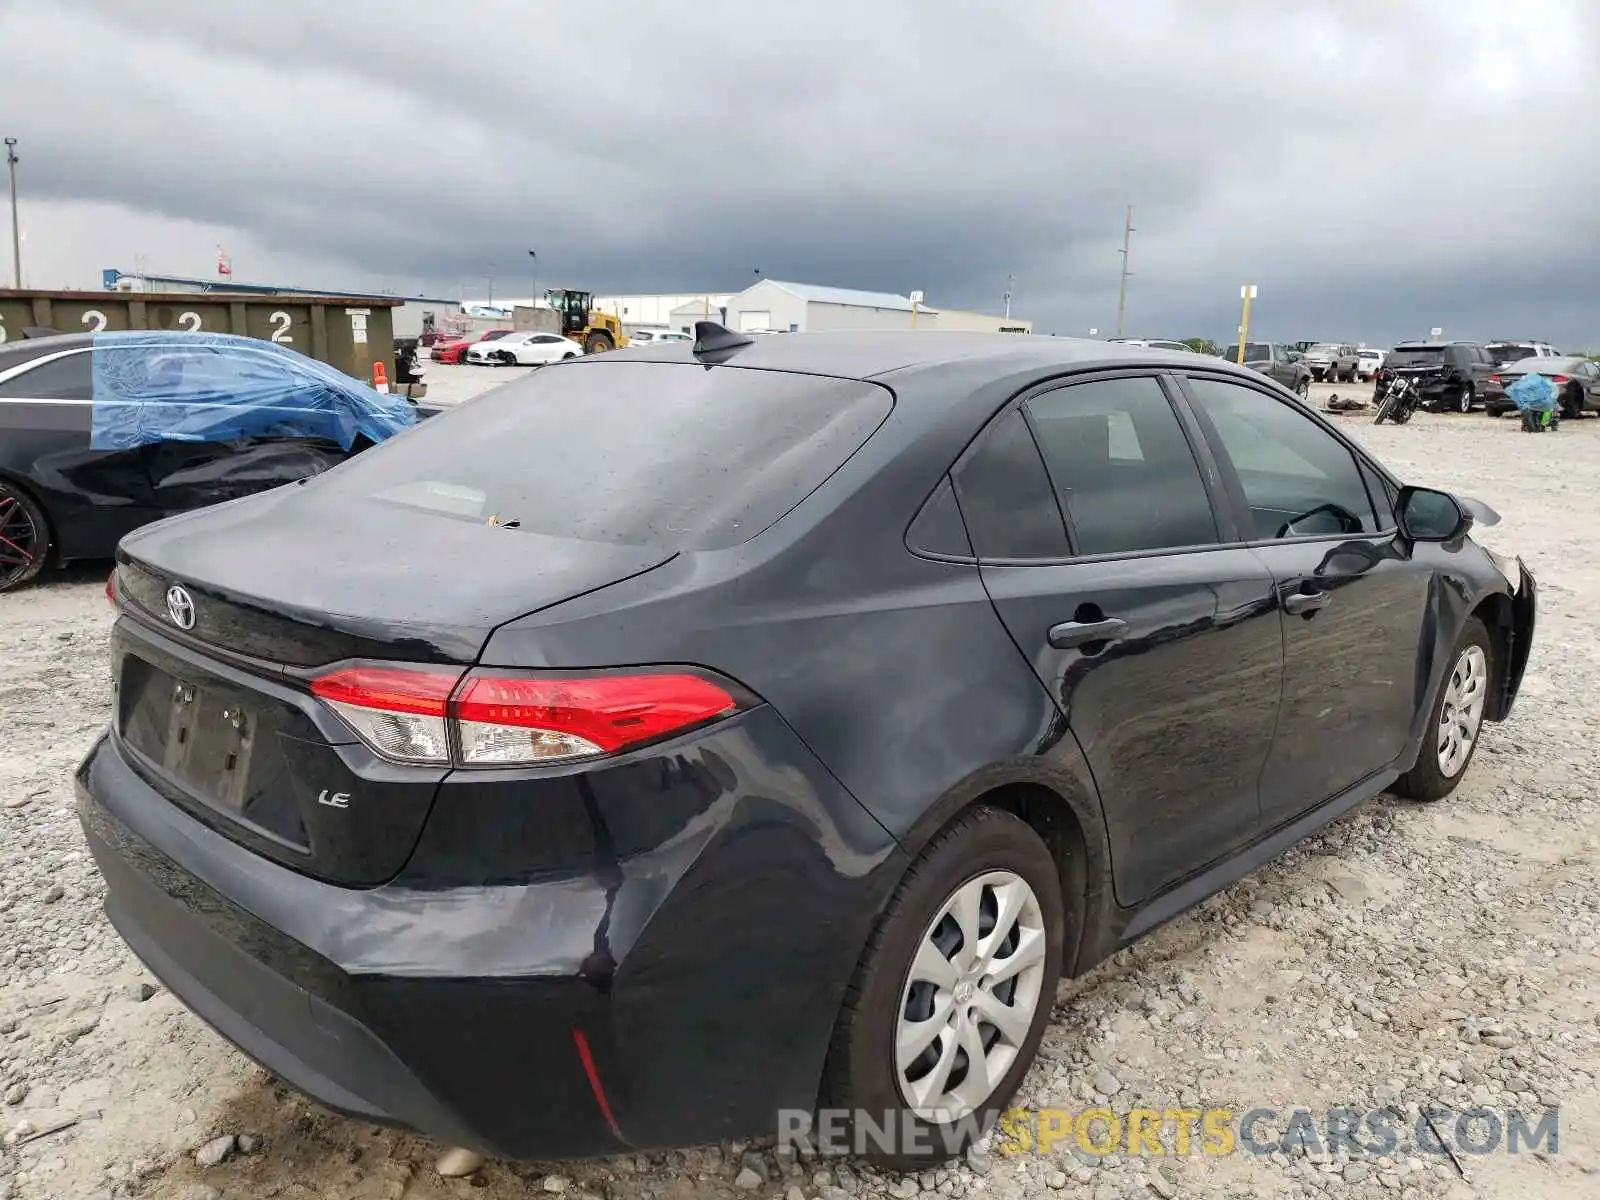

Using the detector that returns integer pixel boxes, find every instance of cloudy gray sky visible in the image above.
[1,0,1596,346]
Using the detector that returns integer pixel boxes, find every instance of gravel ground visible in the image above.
[413,359,535,407]
[2,391,1597,1200]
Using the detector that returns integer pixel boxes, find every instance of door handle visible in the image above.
[1283,590,1330,616]
[1047,618,1129,650]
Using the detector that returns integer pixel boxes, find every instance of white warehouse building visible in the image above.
[715,280,1029,335]
[593,293,730,328]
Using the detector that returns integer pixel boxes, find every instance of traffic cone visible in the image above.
[372,362,389,394]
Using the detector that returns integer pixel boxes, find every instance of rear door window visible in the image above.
[0,351,93,401]
[319,361,892,550]
[1025,376,1219,555]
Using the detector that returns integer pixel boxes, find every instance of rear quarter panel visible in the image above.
[478,358,1119,956]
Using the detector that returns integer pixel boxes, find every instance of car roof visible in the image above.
[0,331,94,364]
[605,330,1231,382]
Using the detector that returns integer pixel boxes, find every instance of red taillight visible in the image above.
[454,673,737,764]
[308,665,739,767]
[1550,375,1570,385]
[310,665,462,763]
[310,665,459,717]
[105,570,116,603]
[1489,374,1501,384]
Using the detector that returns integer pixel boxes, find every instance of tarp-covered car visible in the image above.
[0,331,428,591]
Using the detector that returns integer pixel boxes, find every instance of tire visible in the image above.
[823,806,1065,1168]
[562,351,577,360]
[0,480,51,592]
[1373,396,1394,425]
[1457,384,1474,413]
[1395,617,1493,802]
[1562,385,1584,421]
[584,332,614,355]
[1295,377,1310,398]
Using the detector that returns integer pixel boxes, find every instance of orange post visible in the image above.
[371,362,389,394]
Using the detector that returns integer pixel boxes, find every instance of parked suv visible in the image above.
[1485,340,1561,368]
[1223,342,1313,397]
[1375,342,1496,413]
[1303,343,1359,383]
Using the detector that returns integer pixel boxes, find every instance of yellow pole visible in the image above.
[911,299,918,329]
[1236,285,1256,364]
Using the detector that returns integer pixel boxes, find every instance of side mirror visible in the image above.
[1396,486,1471,541]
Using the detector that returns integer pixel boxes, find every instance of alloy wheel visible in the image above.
[1458,385,1473,413]
[1437,644,1488,777]
[0,486,43,591]
[894,871,1048,1122]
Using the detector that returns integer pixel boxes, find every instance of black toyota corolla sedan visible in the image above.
[76,327,1536,1166]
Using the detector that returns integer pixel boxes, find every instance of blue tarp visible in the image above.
[1507,372,1558,414]
[88,331,417,451]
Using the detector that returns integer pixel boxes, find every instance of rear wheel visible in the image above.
[1395,617,1492,801]
[1295,377,1310,398]
[823,807,1063,1168]
[1373,396,1394,425]
[584,332,614,355]
[0,482,50,592]
[1457,384,1474,413]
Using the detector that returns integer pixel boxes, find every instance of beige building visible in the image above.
[593,293,730,328]
[926,308,1032,334]
[718,280,1025,335]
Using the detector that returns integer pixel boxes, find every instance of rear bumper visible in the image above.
[76,709,904,1159]
[1502,563,1538,719]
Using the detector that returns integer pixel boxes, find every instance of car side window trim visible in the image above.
[1172,370,1401,548]
[946,367,1241,567]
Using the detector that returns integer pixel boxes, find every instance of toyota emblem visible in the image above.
[165,585,196,630]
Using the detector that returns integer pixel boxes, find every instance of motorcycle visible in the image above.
[1372,373,1421,425]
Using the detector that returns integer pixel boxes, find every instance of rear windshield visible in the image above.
[1387,347,1446,366]
[1223,343,1271,361]
[318,361,893,550]
[1486,343,1536,361]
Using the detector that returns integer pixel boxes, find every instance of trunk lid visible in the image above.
[117,482,674,665]
[110,483,674,885]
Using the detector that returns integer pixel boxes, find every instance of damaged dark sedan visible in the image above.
[78,330,1536,1167]
[0,330,426,591]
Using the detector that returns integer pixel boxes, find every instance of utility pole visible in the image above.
[1236,285,1258,363]
[1004,273,1014,319]
[5,139,20,290]
[1114,204,1134,337]
[528,249,537,309]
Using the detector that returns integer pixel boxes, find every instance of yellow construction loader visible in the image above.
[544,289,628,354]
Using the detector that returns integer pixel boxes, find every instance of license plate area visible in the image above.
[119,659,258,812]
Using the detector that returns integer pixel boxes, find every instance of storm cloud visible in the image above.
[1,0,1596,345]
